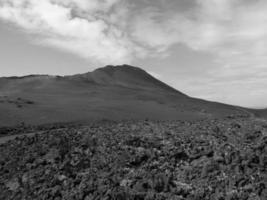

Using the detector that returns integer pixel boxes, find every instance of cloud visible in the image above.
[0,0,143,64]
[1,0,266,70]
[132,0,267,54]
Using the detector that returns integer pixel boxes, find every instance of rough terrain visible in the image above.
[0,118,266,200]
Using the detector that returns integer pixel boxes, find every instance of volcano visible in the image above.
[0,65,253,126]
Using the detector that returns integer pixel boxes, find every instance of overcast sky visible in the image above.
[0,0,267,108]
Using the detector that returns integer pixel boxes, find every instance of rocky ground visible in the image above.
[0,118,266,200]
[0,96,34,108]
[0,122,81,137]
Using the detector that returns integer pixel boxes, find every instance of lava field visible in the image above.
[0,118,266,200]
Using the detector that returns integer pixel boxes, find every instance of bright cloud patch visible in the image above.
[0,0,140,64]
[1,0,266,68]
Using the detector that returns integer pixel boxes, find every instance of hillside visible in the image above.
[0,65,251,127]
[249,109,267,119]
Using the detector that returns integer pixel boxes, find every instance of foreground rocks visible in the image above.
[0,118,266,200]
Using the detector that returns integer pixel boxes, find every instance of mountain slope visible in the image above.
[68,65,184,94]
[248,108,267,119]
[0,65,251,127]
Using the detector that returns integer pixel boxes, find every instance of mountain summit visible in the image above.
[69,65,182,94]
[0,65,251,126]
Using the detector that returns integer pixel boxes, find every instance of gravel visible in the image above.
[0,118,266,200]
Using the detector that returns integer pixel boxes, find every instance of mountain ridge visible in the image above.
[0,64,260,127]
[1,64,185,95]
[67,64,184,94]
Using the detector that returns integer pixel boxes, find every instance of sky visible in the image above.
[0,0,267,108]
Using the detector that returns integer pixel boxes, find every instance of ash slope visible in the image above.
[0,65,250,126]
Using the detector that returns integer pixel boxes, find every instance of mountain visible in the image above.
[0,65,254,127]
[69,65,181,93]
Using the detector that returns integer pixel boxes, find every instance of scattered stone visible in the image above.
[0,118,266,199]
[5,178,20,191]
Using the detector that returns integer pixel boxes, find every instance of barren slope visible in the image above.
[0,65,251,127]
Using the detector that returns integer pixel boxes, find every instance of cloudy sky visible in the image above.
[0,0,267,108]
